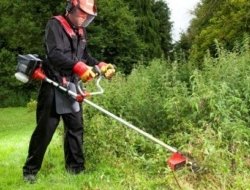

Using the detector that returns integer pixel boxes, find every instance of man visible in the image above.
[23,0,115,183]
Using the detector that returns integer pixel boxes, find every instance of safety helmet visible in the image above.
[66,0,97,27]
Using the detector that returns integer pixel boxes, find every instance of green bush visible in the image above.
[26,99,37,112]
[82,46,250,189]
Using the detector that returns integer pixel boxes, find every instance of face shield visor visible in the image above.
[82,14,95,27]
[73,7,96,27]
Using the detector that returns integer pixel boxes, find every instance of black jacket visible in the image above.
[43,16,99,81]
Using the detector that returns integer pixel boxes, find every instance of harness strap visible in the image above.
[53,15,76,38]
[53,15,84,39]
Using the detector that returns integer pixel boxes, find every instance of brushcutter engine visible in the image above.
[15,54,42,83]
[14,54,103,102]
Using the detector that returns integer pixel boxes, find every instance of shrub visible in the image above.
[83,47,250,189]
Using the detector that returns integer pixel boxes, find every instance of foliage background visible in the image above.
[0,0,250,189]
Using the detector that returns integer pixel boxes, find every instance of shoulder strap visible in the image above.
[53,15,78,61]
[52,15,85,69]
[53,15,76,38]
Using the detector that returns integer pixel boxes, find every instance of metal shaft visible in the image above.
[45,78,78,97]
[44,77,178,153]
[83,99,178,153]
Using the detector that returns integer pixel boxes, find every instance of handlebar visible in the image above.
[77,65,104,97]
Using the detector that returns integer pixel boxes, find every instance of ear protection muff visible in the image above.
[66,0,78,13]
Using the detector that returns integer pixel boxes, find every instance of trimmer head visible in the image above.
[167,152,187,171]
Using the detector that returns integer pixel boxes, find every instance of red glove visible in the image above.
[73,62,96,83]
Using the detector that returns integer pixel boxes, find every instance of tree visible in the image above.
[152,0,173,56]
[0,0,66,107]
[126,0,173,60]
[178,0,250,66]
[87,0,145,74]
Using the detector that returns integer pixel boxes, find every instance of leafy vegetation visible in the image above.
[1,46,250,189]
[177,0,250,65]
[71,43,250,189]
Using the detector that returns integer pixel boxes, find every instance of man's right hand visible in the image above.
[73,62,96,83]
[80,66,96,83]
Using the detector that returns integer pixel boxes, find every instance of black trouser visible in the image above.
[23,82,85,175]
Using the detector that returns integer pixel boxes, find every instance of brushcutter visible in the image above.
[15,54,197,171]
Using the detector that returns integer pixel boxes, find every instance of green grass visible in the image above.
[0,107,180,190]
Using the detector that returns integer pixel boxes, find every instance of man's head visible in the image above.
[66,0,97,28]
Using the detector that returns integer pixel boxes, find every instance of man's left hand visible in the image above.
[98,62,116,79]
